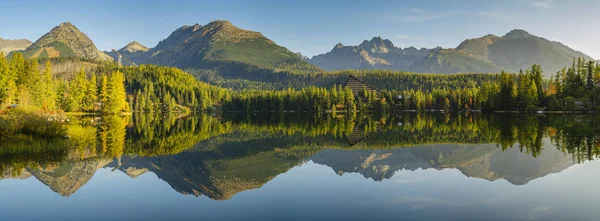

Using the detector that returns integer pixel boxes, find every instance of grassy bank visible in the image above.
[0,109,68,140]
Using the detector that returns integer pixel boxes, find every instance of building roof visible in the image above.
[343,75,381,96]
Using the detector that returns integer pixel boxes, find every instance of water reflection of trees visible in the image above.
[2,113,600,178]
[0,136,70,178]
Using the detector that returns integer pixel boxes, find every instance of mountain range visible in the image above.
[308,29,593,75]
[309,37,432,71]
[2,21,594,78]
[0,37,31,55]
[105,20,313,74]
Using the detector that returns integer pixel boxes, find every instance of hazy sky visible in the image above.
[1,0,599,58]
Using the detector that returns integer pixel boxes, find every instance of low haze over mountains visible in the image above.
[2,21,594,77]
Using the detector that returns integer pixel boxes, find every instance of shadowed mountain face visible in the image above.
[311,141,574,185]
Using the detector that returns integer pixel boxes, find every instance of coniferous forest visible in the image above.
[3,51,600,119]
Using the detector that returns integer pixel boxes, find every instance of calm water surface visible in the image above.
[0,113,598,221]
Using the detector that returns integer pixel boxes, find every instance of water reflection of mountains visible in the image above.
[1,113,598,199]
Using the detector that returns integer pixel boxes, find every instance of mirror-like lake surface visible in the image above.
[1,113,599,221]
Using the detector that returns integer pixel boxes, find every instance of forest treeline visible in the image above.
[0,53,229,114]
[0,52,128,113]
[224,58,600,112]
[3,51,600,115]
[188,67,498,91]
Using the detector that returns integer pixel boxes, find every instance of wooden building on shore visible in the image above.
[343,75,381,97]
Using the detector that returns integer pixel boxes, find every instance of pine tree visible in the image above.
[41,60,56,110]
[586,61,594,89]
[68,68,88,111]
[4,53,24,106]
[86,74,98,111]
[0,53,9,106]
[99,74,109,110]
[104,71,129,114]
[56,80,69,110]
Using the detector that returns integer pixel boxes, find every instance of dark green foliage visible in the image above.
[116,65,229,112]
[546,58,600,111]
[188,68,499,91]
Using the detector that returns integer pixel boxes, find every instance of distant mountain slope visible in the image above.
[0,38,31,55]
[308,30,592,76]
[106,40,150,65]
[309,37,431,71]
[410,29,593,76]
[410,48,503,74]
[19,22,112,61]
[139,20,317,72]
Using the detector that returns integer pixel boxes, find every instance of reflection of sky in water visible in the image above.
[1,158,599,221]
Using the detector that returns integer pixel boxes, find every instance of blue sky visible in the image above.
[1,0,599,58]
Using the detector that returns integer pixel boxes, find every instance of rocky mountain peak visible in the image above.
[200,20,263,43]
[503,29,533,39]
[359,36,395,53]
[120,41,149,53]
[24,22,111,61]
[206,20,234,28]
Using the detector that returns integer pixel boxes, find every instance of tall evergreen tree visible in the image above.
[104,71,129,114]
[0,53,9,106]
[41,60,56,110]
[586,61,594,89]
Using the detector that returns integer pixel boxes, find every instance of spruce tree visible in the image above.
[99,74,109,110]
[104,71,129,114]
[0,53,8,106]
[586,61,594,89]
[41,60,56,110]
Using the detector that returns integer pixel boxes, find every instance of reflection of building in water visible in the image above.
[345,123,379,146]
